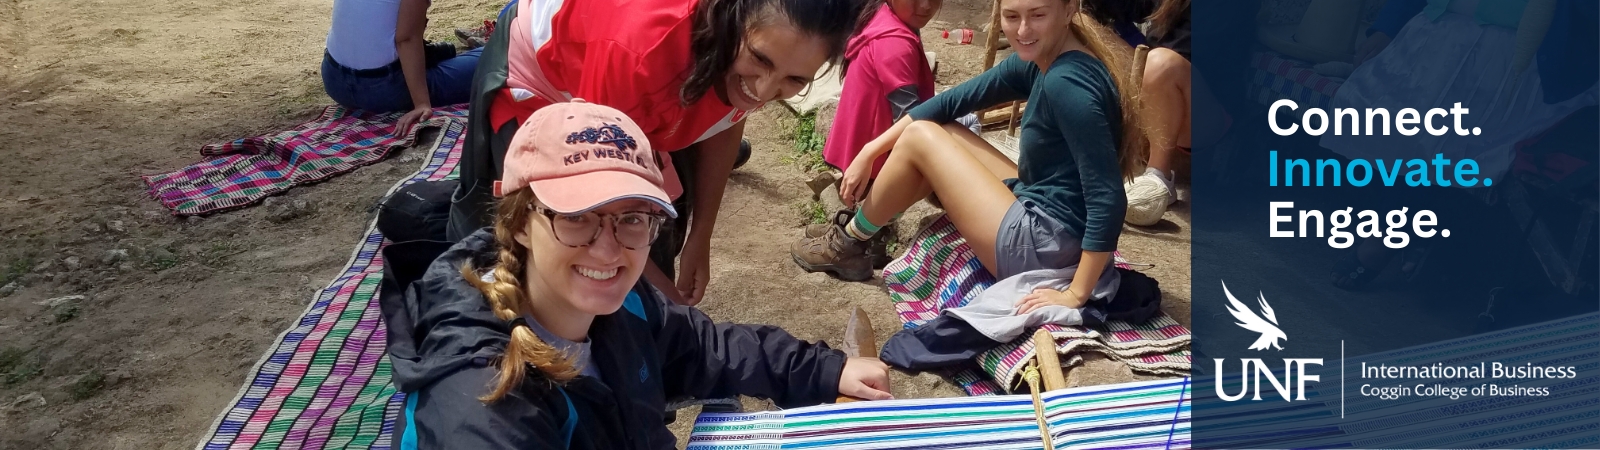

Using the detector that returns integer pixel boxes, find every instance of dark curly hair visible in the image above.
[680,0,879,106]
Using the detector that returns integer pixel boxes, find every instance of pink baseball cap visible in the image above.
[493,100,677,218]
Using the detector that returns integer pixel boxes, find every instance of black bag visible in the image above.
[378,179,458,244]
[1106,268,1162,323]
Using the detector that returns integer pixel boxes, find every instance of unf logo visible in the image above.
[1213,281,1323,401]
[567,123,638,151]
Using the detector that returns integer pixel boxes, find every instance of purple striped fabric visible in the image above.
[145,105,467,216]
[197,119,464,449]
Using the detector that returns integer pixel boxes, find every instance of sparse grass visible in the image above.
[797,200,828,226]
[798,148,826,174]
[142,246,181,272]
[69,370,104,400]
[53,304,80,324]
[201,241,248,266]
[0,347,26,375]
[784,111,829,173]
[147,255,179,271]
[1,347,43,386]
[1,256,35,285]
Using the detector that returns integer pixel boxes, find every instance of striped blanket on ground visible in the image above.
[1198,312,1599,449]
[687,377,1193,449]
[144,105,467,216]
[194,119,464,450]
[884,215,1191,396]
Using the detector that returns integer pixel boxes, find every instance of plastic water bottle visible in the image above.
[941,28,974,45]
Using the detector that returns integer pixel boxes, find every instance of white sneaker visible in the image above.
[1124,168,1174,226]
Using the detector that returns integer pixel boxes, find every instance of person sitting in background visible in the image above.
[1121,0,1210,226]
[321,0,481,135]
[794,0,1147,370]
[802,0,945,273]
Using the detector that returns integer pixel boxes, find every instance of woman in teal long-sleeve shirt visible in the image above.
[792,0,1145,312]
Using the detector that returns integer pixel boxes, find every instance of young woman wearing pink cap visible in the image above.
[381,102,892,449]
[448,0,879,307]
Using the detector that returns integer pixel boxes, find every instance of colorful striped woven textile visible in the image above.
[1197,313,1599,449]
[193,120,464,450]
[144,105,466,216]
[884,215,1191,395]
[687,377,1193,449]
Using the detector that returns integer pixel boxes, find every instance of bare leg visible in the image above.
[941,123,1020,180]
[1143,48,1191,173]
[861,123,1018,208]
[861,121,1018,274]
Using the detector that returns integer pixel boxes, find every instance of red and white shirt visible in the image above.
[491,0,748,199]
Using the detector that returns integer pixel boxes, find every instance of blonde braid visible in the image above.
[460,188,581,403]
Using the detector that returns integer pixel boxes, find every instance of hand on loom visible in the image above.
[837,357,894,401]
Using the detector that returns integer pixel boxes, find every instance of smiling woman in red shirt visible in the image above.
[449,0,877,306]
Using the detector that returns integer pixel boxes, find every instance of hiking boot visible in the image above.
[804,210,854,238]
[805,210,895,269]
[455,33,487,50]
[868,222,895,269]
[792,221,875,281]
[455,20,495,49]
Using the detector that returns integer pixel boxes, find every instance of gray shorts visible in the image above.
[994,198,1122,306]
[993,198,1084,279]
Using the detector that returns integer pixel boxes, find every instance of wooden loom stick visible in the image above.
[1007,101,1022,136]
[982,0,1003,71]
[976,0,1007,123]
[1022,363,1057,450]
[979,105,1023,126]
[1025,328,1067,449]
[1032,328,1067,391]
[836,307,877,403]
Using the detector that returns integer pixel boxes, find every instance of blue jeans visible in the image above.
[320,48,482,112]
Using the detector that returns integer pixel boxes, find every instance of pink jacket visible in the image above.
[822,4,936,178]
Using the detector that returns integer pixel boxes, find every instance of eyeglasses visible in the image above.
[532,205,667,250]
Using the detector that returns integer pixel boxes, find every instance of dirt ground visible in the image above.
[0,0,1190,448]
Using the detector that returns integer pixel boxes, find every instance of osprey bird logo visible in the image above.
[1222,281,1287,351]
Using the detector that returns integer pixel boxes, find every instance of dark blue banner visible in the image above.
[1188,0,1599,448]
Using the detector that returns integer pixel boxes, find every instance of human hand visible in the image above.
[1014,287,1088,315]
[1353,32,1391,67]
[395,104,433,136]
[675,236,711,306]
[839,159,872,207]
[837,357,894,401]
